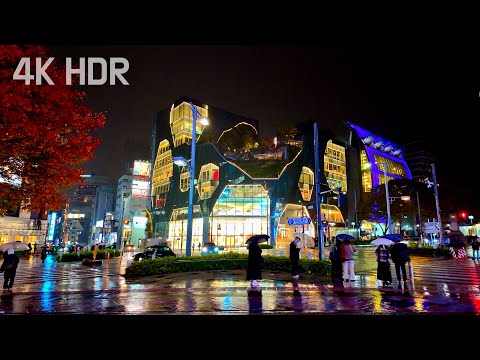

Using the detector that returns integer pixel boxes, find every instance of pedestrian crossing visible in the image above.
[3,259,121,288]
[357,256,480,290]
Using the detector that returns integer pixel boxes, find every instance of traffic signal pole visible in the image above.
[314,122,324,260]
[431,163,444,246]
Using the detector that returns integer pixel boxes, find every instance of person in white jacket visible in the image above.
[341,239,356,282]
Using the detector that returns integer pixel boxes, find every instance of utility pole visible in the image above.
[383,162,392,234]
[431,163,444,246]
[314,122,325,260]
[416,191,423,243]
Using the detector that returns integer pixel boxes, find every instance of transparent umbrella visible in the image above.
[293,233,315,248]
[0,242,30,252]
[370,238,395,246]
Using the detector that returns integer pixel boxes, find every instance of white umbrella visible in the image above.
[293,233,315,248]
[370,238,394,246]
[0,241,30,252]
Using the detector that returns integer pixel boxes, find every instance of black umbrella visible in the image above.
[245,234,270,245]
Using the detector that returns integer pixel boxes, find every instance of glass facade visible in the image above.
[151,139,173,205]
[297,166,314,202]
[360,150,372,192]
[167,184,270,249]
[170,102,208,148]
[324,140,347,192]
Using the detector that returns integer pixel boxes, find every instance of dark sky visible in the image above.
[51,45,480,215]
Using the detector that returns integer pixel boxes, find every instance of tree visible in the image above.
[357,179,418,235]
[0,45,106,215]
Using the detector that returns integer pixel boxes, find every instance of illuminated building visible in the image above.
[345,121,413,235]
[115,161,151,249]
[150,97,345,250]
[67,174,112,244]
[324,140,347,192]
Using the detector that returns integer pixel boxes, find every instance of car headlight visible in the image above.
[214,247,219,252]
[202,247,207,252]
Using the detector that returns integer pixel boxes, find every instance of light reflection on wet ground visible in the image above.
[1,250,480,314]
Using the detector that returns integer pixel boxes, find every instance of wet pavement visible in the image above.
[2,248,480,315]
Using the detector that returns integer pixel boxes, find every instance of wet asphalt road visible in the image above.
[2,247,480,315]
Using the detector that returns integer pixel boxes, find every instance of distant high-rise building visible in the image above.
[67,174,112,244]
[403,141,435,184]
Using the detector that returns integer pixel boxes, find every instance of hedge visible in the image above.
[56,249,123,262]
[124,252,331,278]
[407,245,451,257]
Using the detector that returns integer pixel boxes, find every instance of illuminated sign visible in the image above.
[132,179,149,198]
[67,214,85,219]
[48,212,57,240]
[133,160,151,179]
[133,216,148,228]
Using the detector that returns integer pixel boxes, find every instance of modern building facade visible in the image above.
[67,174,112,244]
[150,97,345,250]
[345,121,414,238]
[115,160,151,249]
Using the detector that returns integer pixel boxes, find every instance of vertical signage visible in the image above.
[48,212,57,240]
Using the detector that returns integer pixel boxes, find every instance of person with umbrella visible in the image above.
[0,248,19,293]
[290,236,302,279]
[375,244,392,287]
[329,237,343,284]
[245,235,267,289]
[390,238,411,290]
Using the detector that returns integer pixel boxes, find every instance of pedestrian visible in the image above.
[33,243,37,256]
[375,245,392,287]
[36,218,41,230]
[198,242,201,252]
[0,248,19,293]
[290,236,302,279]
[472,238,480,260]
[93,245,98,260]
[246,241,263,289]
[40,247,47,263]
[390,239,411,289]
[329,238,343,283]
[77,245,81,259]
[341,239,356,282]
[192,243,195,253]
[27,242,32,257]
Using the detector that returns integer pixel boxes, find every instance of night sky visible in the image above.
[50,45,480,215]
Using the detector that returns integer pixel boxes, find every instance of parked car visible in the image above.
[124,244,135,253]
[134,245,176,261]
[200,242,219,255]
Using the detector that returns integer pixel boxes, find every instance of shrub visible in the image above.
[259,244,274,249]
[56,249,123,262]
[124,252,331,278]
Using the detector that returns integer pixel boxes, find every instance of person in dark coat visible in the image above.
[375,245,392,287]
[0,248,20,293]
[390,240,410,289]
[40,247,47,263]
[246,242,263,288]
[329,238,343,283]
[472,238,480,260]
[290,236,301,278]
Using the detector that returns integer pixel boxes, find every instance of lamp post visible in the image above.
[383,162,392,234]
[184,103,209,257]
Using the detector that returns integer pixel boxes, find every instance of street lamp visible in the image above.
[183,103,209,256]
